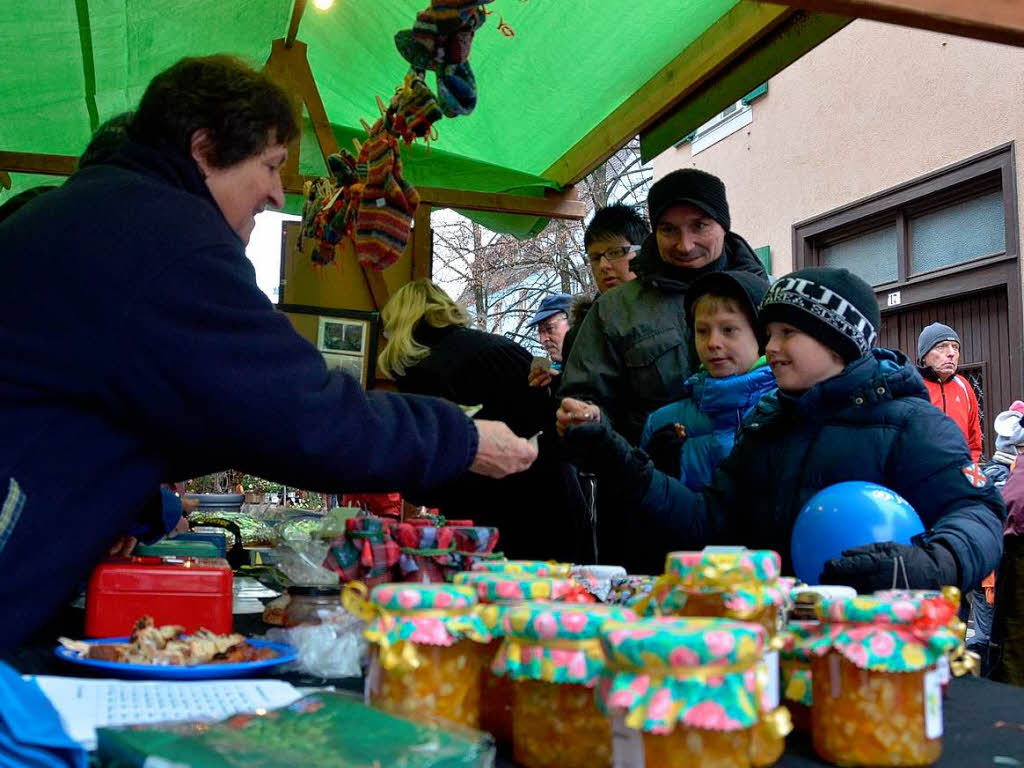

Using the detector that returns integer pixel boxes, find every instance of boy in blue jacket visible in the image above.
[563,267,1005,592]
[640,270,775,490]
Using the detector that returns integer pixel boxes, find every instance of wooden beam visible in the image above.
[285,0,309,48]
[641,11,850,160]
[416,186,586,220]
[770,0,1024,46]
[542,1,794,186]
[0,152,78,176]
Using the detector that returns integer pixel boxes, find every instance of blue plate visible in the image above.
[55,637,297,680]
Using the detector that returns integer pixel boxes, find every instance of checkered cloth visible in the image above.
[323,515,400,583]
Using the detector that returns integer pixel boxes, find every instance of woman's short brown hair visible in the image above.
[128,55,299,168]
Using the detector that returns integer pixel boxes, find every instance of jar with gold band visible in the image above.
[492,603,636,768]
[347,582,491,729]
[451,572,590,744]
[806,593,962,766]
[875,587,972,689]
[470,559,572,578]
[643,549,788,766]
[597,617,788,768]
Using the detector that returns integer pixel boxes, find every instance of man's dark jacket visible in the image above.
[558,232,766,444]
[0,141,477,646]
[635,349,1005,587]
[396,324,590,563]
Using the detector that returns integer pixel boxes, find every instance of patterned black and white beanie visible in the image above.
[758,267,881,362]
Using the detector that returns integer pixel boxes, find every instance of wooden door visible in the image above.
[878,288,1011,457]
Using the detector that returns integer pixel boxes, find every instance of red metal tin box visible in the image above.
[85,556,233,637]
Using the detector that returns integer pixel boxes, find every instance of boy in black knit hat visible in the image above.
[563,267,1005,590]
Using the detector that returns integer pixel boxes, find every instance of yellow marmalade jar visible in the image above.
[451,572,587,745]
[808,594,962,766]
[647,549,788,767]
[597,616,788,768]
[493,603,636,768]
[349,582,491,729]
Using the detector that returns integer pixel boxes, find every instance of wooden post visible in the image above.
[263,37,390,309]
[411,203,433,280]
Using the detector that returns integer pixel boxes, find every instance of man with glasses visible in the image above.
[557,169,767,446]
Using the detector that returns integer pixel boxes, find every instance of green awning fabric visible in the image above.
[1,1,839,235]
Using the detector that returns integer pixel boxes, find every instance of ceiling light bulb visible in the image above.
[313,0,334,10]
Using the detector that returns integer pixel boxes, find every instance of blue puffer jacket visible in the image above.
[637,349,1005,590]
[640,362,776,491]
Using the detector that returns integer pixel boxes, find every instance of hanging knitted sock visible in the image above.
[395,7,442,71]
[388,72,443,144]
[437,61,477,117]
[354,128,418,270]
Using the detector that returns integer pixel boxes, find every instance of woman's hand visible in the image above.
[556,397,600,437]
[469,420,539,478]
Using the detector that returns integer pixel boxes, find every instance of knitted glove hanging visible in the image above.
[387,72,443,145]
[353,123,419,270]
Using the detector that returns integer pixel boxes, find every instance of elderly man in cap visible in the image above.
[917,322,982,462]
[557,169,766,444]
[527,293,572,374]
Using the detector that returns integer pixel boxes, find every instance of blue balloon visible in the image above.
[790,482,925,584]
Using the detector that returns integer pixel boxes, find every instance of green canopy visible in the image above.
[1,1,849,232]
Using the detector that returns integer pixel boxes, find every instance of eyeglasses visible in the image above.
[586,244,640,265]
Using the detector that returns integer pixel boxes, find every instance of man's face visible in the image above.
[537,313,569,363]
[654,203,726,270]
[924,340,960,381]
[586,235,638,294]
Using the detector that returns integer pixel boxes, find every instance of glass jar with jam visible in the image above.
[353,582,491,729]
[451,572,590,745]
[647,549,789,766]
[875,587,970,687]
[283,585,343,627]
[806,593,961,766]
[597,616,781,768]
[492,603,636,768]
[470,559,572,578]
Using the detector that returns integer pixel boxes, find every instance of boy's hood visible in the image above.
[748,348,927,425]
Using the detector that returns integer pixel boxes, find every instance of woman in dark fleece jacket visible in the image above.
[379,279,590,563]
[0,56,534,647]
[563,267,1005,590]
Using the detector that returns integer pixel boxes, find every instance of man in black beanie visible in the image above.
[562,266,1005,594]
[557,168,766,445]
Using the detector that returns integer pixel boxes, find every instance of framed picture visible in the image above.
[280,306,379,389]
[318,316,367,354]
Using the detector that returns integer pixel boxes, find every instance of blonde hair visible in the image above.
[378,279,471,379]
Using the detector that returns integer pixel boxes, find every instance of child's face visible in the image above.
[693,297,760,378]
[765,321,846,392]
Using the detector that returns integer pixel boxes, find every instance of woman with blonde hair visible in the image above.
[379,279,589,561]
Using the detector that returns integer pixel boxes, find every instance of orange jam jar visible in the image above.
[648,549,788,766]
[353,583,491,729]
[493,603,636,768]
[779,620,829,733]
[470,559,572,578]
[597,616,786,768]
[875,587,969,688]
[451,572,590,744]
[807,593,961,766]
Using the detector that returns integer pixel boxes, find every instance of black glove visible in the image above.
[820,540,961,593]
[646,423,686,477]
[561,423,654,502]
